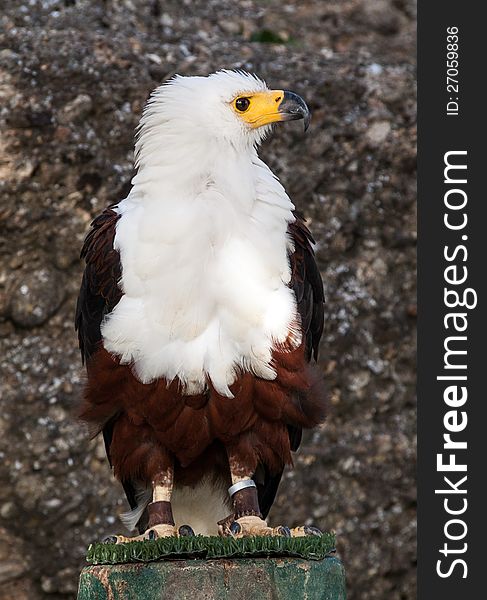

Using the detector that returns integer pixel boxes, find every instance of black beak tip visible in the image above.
[281,90,311,132]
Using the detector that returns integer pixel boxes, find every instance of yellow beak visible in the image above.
[235,90,311,130]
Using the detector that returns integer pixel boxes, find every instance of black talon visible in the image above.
[229,521,241,535]
[102,535,118,544]
[178,525,195,537]
[304,525,322,537]
[147,529,158,540]
[278,526,292,537]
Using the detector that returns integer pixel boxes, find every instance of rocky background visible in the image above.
[0,1,416,598]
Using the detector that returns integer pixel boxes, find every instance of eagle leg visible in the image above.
[106,463,190,543]
[218,452,323,539]
[219,483,323,538]
[217,482,290,537]
[218,452,290,538]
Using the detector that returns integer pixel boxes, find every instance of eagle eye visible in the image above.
[235,97,250,112]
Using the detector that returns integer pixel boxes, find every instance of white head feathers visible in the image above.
[135,70,271,172]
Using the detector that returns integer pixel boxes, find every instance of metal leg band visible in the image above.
[228,479,257,498]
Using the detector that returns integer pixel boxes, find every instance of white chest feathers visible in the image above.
[101,157,300,397]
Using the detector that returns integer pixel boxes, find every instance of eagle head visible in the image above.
[135,70,310,160]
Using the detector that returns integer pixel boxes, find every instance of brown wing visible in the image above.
[75,206,122,363]
[258,212,325,518]
[288,213,325,361]
[74,207,142,513]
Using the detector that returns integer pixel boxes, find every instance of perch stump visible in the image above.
[77,555,346,599]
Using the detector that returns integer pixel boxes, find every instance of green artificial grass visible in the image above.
[87,532,336,565]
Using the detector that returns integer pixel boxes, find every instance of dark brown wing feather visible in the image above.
[75,207,122,363]
[258,213,325,518]
[288,213,325,360]
[75,207,140,512]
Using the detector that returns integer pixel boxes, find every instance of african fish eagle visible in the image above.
[75,70,326,541]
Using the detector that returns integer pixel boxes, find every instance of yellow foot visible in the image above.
[219,515,291,538]
[289,525,323,538]
[103,523,195,544]
[218,516,323,538]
